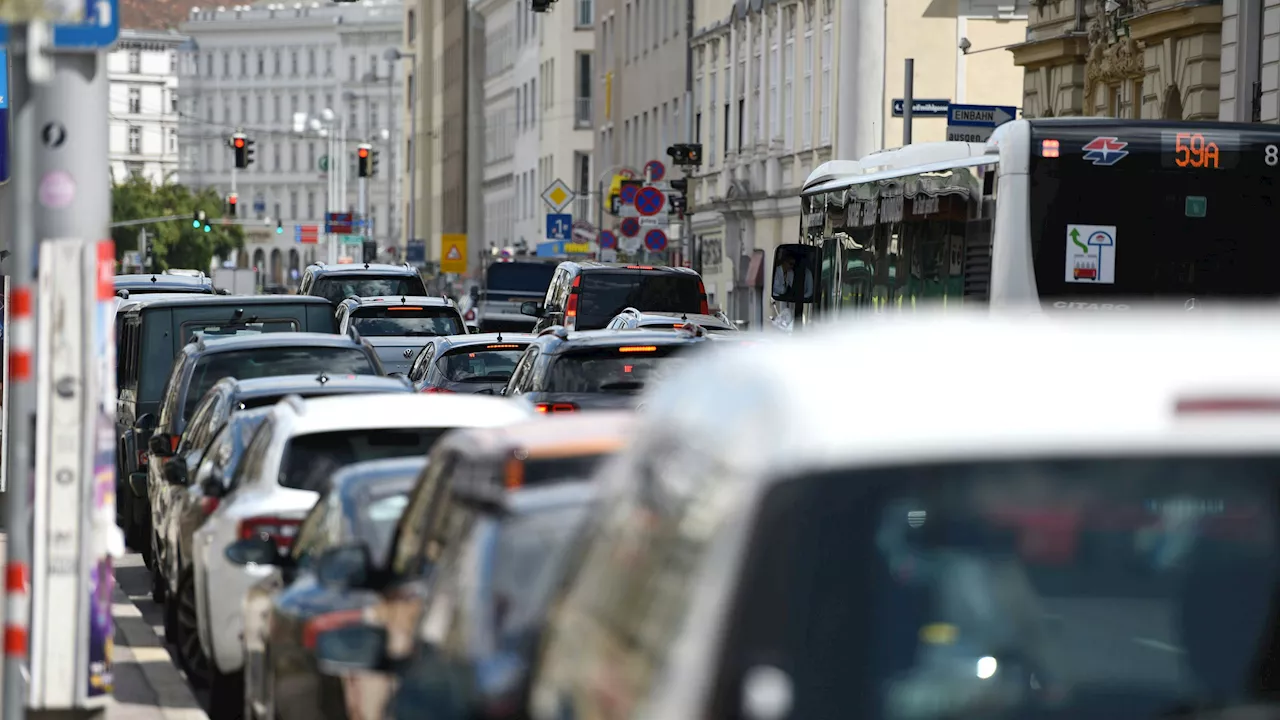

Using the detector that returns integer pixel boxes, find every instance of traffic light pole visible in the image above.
[682,0,695,269]
[359,176,368,242]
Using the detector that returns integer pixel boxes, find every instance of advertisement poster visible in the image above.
[87,240,115,699]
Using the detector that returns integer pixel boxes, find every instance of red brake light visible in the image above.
[626,265,654,270]
[302,608,365,650]
[1175,398,1280,414]
[697,280,710,315]
[237,516,302,551]
[618,345,657,353]
[170,435,180,453]
[464,309,476,321]
[566,275,581,320]
[1041,139,1060,157]
[485,344,519,349]
[422,386,453,393]
[534,403,577,414]
[199,496,220,514]
[387,306,423,311]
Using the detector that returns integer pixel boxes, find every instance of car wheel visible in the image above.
[173,569,211,689]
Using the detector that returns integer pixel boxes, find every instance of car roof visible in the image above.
[330,456,427,504]
[632,308,1280,481]
[281,392,532,435]
[115,273,211,287]
[444,412,632,460]
[541,328,710,350]
[228,374,411,399]
[122,294,331,311]
[561,262,700,276]
[345,295,454,308]
[188,331,360,354]
[630,312,734,329]
[309,262,419,276]
[505,479,597,514]
[434,332,536,351]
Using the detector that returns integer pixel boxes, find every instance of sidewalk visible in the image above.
[0,534,208,719]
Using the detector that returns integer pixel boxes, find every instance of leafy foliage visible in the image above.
[111,177,244,271]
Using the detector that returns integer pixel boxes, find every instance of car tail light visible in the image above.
[422,386,452,393]
[199,496,220,515]
[301,608,365,650]
[625,265,654,270]
[237,516,302,551]
[565,276,581,321]
[504,457,525,489]
[618,346,657,353]
[170,435,181,453]
[1040,139,1060,158]
[1175,398,1280,414]
[534,403,577,414]
[697,279,710,315]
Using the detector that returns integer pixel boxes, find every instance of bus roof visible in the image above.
[802,140,991,193]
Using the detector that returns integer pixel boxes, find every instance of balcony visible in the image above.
[575,97,593,128]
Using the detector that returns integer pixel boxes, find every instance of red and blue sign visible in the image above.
[620,217,640,237]
[644,159,666,182]
[1082,136,1129,166]
[0,48,8,184]
[635,186,665,216]
[598,230,618,250]
[619,183,639,204]
[644,228,667,252]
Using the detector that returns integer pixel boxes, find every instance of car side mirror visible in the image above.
[314,544,373,589]
[771,244,818,304]
[316,624,388,675]
[161,457,188,485]
[148,433,175,457]
[519,301,542,318]
[225,536,284,566]
[135,413,158,432]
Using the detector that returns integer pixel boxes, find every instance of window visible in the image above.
[171,89,179,113]
[240,96,248,121]
[306,191,315,219]
[408,9,417,44]
[273,142,281,171]
[128,87,141,114]
[128,126,141,154]
[223,51,230,77]
[289,190,297,219]
[290,141,298,171]
[577,0,593,27]
[307,141,315,172]
[308,48,316,76]
[127,50,140,74]
[770,29,779,139]
[803,29,813,148]
[370,102,379,130]
[239,51,247,76]
[708,68,717,165]
[820,21,831,143]
[167,128,177,154]
[576,52,593,127]
[273,95,281,122]
[273,50,281,76]
[324,48,333,76]
[256,95,264,123]
[784,23,794,148]
[257,52,265,75]
[349,55,357,81]
[290,50,298,76]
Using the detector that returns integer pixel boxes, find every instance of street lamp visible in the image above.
[385,46,416,254]
[295,109,346,263]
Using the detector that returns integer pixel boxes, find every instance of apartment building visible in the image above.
[1011,0,1219,120]
[477,0,518,250]
[109,29,186,185]
[178,1,405,281]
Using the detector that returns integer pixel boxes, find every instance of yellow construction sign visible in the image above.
[441,234,468,274]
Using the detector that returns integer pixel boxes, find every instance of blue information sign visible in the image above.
[891,98,951,117]
[0,0,121,49]
[0,48,8,185]
[405,239,426,264]
[546,213,572,241]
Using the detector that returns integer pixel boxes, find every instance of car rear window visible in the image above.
[313,275,428,304]
[184,347,377,418]
[351,306,463,337]
[278,428,449,492]
[575,272,703,330]
[436,344,527,383]
[235,386,404,411]
[182,318,299,343]
[544,344,689,394]
[515,453,610,487]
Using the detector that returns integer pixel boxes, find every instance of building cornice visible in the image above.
[1008,32,1089,67]
[1125,0,1221,41]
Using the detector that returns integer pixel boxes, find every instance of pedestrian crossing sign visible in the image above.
[441,234,467,274]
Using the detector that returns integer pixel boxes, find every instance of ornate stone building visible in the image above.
[1009,0,1221,120]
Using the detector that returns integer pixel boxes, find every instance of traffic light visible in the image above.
[667,143,703,167]
[530,0,556,11]
[276,220,284,234]
[669,178,688,194]
[371,148,380,177]
[227,193,238,217]
[231,133,248,168]
[192,210,204,228]
[245,138,256,166]
[357,143,373,177]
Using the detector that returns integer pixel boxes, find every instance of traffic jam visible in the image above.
[114,117,1280,720]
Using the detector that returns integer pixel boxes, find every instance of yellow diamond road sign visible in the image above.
[541,178,575,213]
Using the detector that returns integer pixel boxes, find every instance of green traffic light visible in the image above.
[276,226,284,234]
[192,220,200,228]
[203,224,211,232]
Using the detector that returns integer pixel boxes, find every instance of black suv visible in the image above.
[131,332,383,567]
[298,262,429,305]
[501,326,712,412]
[521,262,709,333]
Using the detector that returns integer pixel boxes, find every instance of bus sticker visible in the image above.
[1064,224,1117,284]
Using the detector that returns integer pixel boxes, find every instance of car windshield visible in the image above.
[279,428,449,492]
[490,501,591,637]
[314,275,428,304]
[182,319,299,343]
[360,491,410,567]
[437,345,527,382]
[702,456,1280,719]
[184,347,377,419]
[575,272,703,330]
[544,344,689,393]
[351,306,463,337]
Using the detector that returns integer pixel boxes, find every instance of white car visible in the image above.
[191,392,532,717]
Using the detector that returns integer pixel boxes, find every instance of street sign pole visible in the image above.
[359,175,369,242]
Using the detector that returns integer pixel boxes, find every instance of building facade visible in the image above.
[540,0,597,237]
[1220,0,1269,122]
[178,0,405,282]
[477,0,519,251]
[109,29,186,185]
[1010,0,1221,120]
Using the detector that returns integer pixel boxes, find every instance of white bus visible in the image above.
[772,118,1280,319]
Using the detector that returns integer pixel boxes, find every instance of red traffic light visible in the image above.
[234,138,245,148]
[358,148,369,158]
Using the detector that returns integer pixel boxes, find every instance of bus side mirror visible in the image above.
[771,245,818,304]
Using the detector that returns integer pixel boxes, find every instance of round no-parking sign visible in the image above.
[644,228,667,252]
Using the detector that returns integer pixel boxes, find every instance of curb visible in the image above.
[111,584,209,720]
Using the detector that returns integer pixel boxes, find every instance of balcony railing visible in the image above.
[575,97,593,128]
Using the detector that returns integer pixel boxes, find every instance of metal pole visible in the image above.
[902,58,914,145]
[682,0,694,268]
[327,128,337,264]
[386,74,393,247]
[3,31,33,720]
[359,176,369,242]
[409,77,417,253]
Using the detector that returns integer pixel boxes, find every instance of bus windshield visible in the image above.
[1030,123,1280,305]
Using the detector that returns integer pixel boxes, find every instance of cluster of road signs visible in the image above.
[538,159,676,256]
[887,99,1019,142]
[0,0,122,48]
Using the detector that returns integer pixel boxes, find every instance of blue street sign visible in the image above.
[891,98,950,117]
[0,48,8,185]
[0,0,121,49]
[946,104,1017,127]
[644,228,667,252]
[635,186,665,216]
[619,183,639,204]
[293,225,301,242]
[405,239,426,264]
[546,213,572,241]
[253,197,266,213]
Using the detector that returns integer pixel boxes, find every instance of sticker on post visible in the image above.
[1065,225,1116,284]
[38,170,75,208]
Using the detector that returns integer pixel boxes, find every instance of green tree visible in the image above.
[111,177,244,272]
